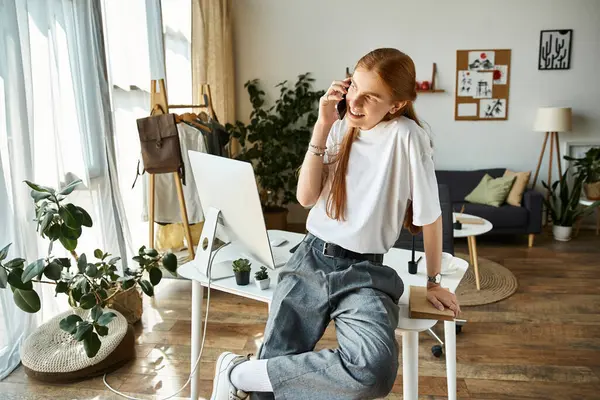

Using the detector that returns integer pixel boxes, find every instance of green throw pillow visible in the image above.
[465,174,516,207]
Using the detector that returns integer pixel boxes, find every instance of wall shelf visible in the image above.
[417,89,445,94]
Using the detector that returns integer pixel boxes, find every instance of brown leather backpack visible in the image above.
[132,106,185,187]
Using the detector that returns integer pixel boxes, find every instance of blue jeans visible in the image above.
[252,233,404,400]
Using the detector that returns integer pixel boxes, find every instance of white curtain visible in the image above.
[0,0,129,379]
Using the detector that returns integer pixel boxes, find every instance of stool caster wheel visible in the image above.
[432,345,443,358]
[456,324,462,334]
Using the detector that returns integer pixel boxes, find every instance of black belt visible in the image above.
[306,234,384,264]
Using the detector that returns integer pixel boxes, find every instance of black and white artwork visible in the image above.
[480,99,506,119]
[457,70,473,96]
[468,51,495,71]
[539,29,572,70]
[473,71,493,99]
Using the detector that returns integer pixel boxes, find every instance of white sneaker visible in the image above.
[210,352,251,400]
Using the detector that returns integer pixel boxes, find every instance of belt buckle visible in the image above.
[322,242,334,258]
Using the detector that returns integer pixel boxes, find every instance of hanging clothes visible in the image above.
[143,123,207,224]
[190,117,230,157]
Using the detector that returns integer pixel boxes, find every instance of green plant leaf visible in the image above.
[74,322,92,342]
[139,279,154,297]
[162,253,177,275]
[94,249,103,259]
[0,243,10,262]
[98,289,108,300]
[95,324,109,337]
[59,236,77,251]
[132,255,147,266]
[59,314,83,334]
[0,267,7,289]
[85,264,98,278]
[13,289,41,313]
[31,190,52,203]
[79,293,97,309]
[97,311,117,326]
[108,257,120,266]
[61,223,82,240]
[59,180,81,196]
[8,268,33,290]
[44,261,63,281]
[145,248,159,257]
[4,257,26,269]
[55,281,69,294]
[149,267,162,286]
[76,207,93,228]
[24,180,50,193]
[39,210,56,235]
[91,305,103,322]
[59,205,79,230]
[121,278,135,290]
[77,253,87,273]
[22,259,45,283]
[83,331,101,358]
[67,203,84,227]
[47,223,61,240]
[138,246,146,256]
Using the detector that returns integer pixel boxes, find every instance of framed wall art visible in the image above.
[539,29,572,70]
[454,49,511,121]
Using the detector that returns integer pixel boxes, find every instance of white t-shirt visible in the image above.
[306,116,441,254]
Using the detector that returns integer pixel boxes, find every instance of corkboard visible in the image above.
[454,49,511,121]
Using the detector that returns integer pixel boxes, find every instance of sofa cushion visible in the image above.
[465,174,516,207]
[454,202,529,229]
[436,168,506,203]
[504,169,531,206]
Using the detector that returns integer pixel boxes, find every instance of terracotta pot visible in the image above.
[584,182,600,200]
[264,207,288,230]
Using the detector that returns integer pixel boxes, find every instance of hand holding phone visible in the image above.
[319,78,351,126]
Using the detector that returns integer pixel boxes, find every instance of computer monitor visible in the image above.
[187,150,277,280]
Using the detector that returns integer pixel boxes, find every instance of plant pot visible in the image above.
[255,277,270,290]
[264,207,288,231]
[552,225,573,242]
[234,271,250,286]
[584,182,600,200]
[107,286,143,324]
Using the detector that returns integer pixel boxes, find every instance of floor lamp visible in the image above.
[531,107,572,224]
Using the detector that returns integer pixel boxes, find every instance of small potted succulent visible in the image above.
[232,258,251,286]
[254,266,270,290]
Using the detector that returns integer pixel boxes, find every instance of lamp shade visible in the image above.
[533,107,572,132]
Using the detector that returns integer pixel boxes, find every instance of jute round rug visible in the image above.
[454,252,518,306]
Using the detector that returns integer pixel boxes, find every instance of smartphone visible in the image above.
[337,93,347,120]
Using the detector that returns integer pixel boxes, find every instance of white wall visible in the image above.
[232,0,600,224]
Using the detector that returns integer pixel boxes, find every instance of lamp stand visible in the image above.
[531,131,563,225]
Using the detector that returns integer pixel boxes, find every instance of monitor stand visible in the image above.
[195,207,235,281]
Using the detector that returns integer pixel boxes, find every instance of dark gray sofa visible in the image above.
[435,168,544,246]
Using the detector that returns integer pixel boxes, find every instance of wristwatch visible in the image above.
[427,273,442,285]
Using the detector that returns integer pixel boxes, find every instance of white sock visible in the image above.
[230,359,273,393]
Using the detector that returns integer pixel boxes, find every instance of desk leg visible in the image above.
[470,236,481,290]
[444,320,457,400]
[191,281,204,400]
[402,331,418,400]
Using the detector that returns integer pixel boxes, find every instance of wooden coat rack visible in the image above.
[148,78,216,260]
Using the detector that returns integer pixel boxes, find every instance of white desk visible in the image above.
[178,230,468,400]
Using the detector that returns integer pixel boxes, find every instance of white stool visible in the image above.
[396,305,457,400]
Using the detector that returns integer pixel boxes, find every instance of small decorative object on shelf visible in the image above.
[254,266,270,290]
[232,258,251,286]
[416,63,445,93]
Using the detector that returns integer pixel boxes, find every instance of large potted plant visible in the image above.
[542,169,600,241]
[564,147,600,200]
[227,74,324,230]
[0,179,178,358]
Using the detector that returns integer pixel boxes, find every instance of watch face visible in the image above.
[429,274,442,284]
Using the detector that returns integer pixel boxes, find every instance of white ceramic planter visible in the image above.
[553,225,573,241]
[255,278,270,290]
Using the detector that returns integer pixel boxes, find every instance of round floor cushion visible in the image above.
[21,308,135,383]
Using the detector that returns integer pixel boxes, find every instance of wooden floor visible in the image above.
[1,227,599,399]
